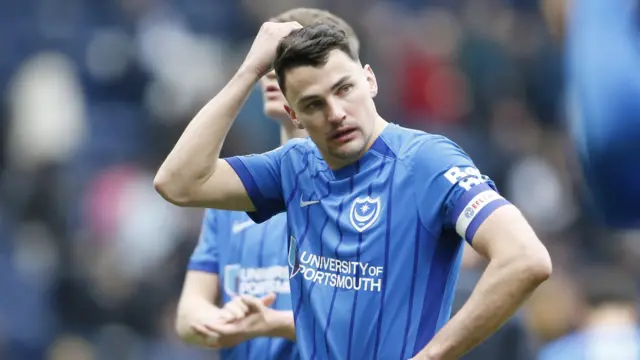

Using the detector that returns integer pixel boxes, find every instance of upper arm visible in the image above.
[157,158,257,211]
[181,271,220,306]
[158,144,288,215]
[198,159,259,211]
[224,146,288,223]
[182,209,224,304]
[188,209,223,273]
[470,205,549,267]
[412,137,547,264]
[414,136,510,244]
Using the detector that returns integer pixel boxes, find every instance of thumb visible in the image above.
[260,292,277,307]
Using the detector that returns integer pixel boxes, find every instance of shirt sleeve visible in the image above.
[187,209,223,273]
[414,136,510,244]
[225,145,288,223]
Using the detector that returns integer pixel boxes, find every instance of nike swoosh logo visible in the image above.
[231,220,255,234]
[300,195,320,207]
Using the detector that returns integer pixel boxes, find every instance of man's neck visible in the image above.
[279,123,307,145]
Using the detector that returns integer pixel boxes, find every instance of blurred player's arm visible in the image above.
[154,22,300,210]
[177,209,228,347]
[412,138,551,360]
[176,271,223,346]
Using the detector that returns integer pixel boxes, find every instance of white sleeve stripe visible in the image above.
[455,190,504,236]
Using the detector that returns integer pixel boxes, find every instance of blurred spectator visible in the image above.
[538,266,640,360]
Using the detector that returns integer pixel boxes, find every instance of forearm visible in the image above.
[176,296,222,340]
[266,311,296,341]
[155,67,259,200]
[417,259,547,360]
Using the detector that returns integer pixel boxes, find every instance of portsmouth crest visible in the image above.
[349,196,382,232]
[288,236,301,279]
[223,264,241,297]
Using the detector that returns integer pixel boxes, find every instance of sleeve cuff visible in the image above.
[187,261,219,274]
[451,184,510,243]
[225,157,285,223]
[225,157,270,223]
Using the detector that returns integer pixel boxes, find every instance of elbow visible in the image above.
[174,310,197,344]
[154,171,192,207]
[174,313,189,341]
[528,253,552,285]
[521,247,553,286]
[498,246,552,287]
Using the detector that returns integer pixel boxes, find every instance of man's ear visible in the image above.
[285,105,304,129]
[364,64,378,98]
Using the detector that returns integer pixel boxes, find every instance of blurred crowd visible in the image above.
[0,0,638,359]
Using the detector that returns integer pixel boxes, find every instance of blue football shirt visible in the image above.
[188,210,299,360]
[567,0,640,227]
[225,123,510,359]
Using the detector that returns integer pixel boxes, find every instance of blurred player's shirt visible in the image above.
[538,325,640,360]
[226,123,510,359]
[567,0,640,227]
[189,211,298,360]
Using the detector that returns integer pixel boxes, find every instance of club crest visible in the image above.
[349,196,382,232]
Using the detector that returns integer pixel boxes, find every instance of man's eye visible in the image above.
[338,84,353,94]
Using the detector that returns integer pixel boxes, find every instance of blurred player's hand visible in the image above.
[243,21,302,78]
[204,293,284,348]
[180,304,227,348]
[218,296,253,322]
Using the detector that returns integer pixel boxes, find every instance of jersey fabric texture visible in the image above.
[226,123,510,359]
[188,210,298,360]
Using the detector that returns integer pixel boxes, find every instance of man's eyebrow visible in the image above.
[296,75,352,107]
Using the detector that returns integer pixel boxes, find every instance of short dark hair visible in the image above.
[270,8,360,53]
[273,24,359,96]
[580,265,638,308]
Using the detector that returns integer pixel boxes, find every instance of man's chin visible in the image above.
[329,141,366,162]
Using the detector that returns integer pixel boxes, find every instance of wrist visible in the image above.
[415,342,447,360]
[236,63,263,84]
[264,310,295,339]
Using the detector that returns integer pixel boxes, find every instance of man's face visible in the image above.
[282,49,378,167]
[260,70,289,122]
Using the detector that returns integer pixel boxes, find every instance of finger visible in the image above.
[239,295,265,311]
[191,323,219,340]
[223,299,249,321]
[260,292,277,307]
[204,321,238,336]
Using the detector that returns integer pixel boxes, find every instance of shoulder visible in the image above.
[380,124,463,162]
[381,125,470,178]
[277,137,316,160]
